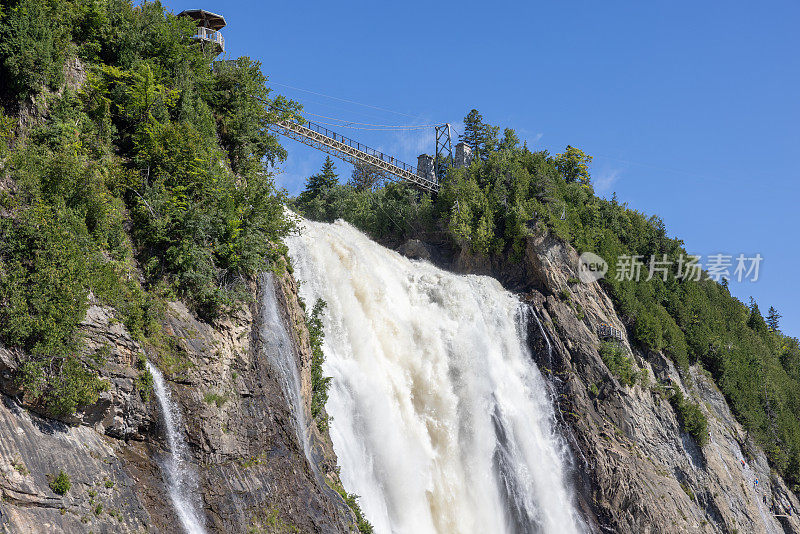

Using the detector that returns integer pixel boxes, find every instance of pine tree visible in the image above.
[767,306,782,332]
[747,300,768,334]
[460,109,499,161]
[298,156,338,205]
[499,128,520,151]
[460,109,485,155]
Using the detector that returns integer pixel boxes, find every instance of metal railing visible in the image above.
[268,118,439,194]
[597,323,624,341]
[191,27,224,51]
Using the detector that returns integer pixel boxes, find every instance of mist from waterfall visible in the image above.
[287,219,584,534]
[147,362,206,534]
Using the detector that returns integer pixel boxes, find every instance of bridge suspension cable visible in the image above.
[307,120,434,131]
[298,111,438,130]
[269,80,426,120]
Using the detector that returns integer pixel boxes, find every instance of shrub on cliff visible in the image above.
[669,389,709,446]
[599,341,638,387]
[49,469,71,495]
[307,299,331,431]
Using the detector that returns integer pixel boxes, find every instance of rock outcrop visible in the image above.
[0,270,356,533]
[400,230,800,533]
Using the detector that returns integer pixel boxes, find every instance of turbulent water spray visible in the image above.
[258,272,312,463]
[287,219,584,534]
[146,362,206,534]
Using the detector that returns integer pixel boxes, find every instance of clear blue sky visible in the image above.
[167,0,799,337]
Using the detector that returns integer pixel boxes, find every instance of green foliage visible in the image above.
[203,392,228,408]
[297,156,338,206]
[0,0,71,101]
[670,389,709,446]
[294,179,435,244]
[0,204,90,357]
[554,145,593,185]
[767,306,782,333]
[460,108,499,161]
[0,108,14,152]
[134,368,154,401]
[633,310,662,353]
[349,162,382,191]
[308,299,332,431]
[680,481,696,501]
[0,0,298,415]
[18,355,109,416]
[50,469,71,495]
[207,57,297,174]
[328,480,374,534]
[247,508,300,534]
[599,341,638,387]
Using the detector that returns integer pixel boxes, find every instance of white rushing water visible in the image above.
[146,362,206,534]
[258,272,312,463]
[287,219,584,534]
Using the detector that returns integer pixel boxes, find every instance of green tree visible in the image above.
[499,128,520,151]
[634,310,662,352]
[670,389,709,446]
[767,306,782,332]
[0,0,70,102]
[554,145,592,185]
[460,109,499,161]
[298,156,339,205]
[207,57,300,174]
[747,300,768,334]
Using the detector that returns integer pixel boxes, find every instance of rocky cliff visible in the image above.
[399,231,800,533]
[2,218,799,534]
[0,270,357,533]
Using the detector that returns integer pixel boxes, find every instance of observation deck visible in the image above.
[179,9,226,54]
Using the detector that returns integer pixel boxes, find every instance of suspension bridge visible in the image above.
[267,118,450,194]
[182,9,468,193]
[267,117,466,195]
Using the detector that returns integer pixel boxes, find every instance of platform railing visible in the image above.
[191,26,224,51]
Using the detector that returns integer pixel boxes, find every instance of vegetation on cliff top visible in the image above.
[0,0,296,414]
[294,109,800,491]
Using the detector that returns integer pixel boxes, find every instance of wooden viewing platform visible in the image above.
[179,9,226,53]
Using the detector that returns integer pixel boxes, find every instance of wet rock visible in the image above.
[421,229,800,533]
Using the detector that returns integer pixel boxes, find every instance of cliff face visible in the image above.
[2,218,799,534]
[0,271,355,533]
[402,231,800,533]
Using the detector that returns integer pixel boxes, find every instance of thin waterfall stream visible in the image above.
[258,272,313,464]
[147,362,206,534]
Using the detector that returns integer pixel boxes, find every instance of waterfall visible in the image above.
[287,219,585,534]
[258,272,312,462]
[146,362,206,534]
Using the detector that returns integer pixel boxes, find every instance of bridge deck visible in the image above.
[268,119,439,194]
